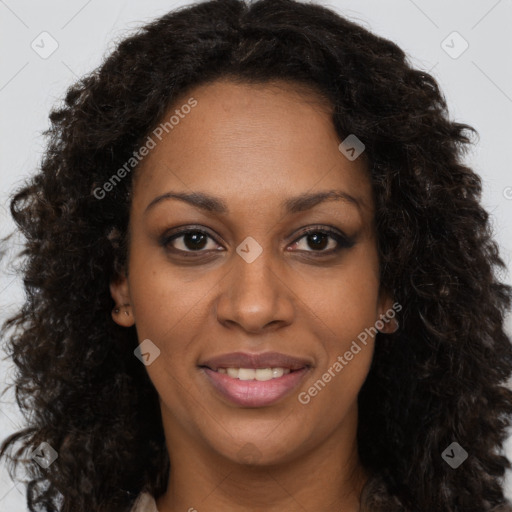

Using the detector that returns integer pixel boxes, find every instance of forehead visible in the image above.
[132,79,372,216]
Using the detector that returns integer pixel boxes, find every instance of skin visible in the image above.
[110,79,396,512]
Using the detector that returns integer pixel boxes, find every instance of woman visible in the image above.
[2,0,512,511]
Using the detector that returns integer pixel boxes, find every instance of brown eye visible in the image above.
[161,229,221,254]
[289,227,355,254]
[176,231,209,251]
[160,225,354,258]
[303,232,330,251]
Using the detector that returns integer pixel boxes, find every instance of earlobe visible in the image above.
[110,275,135,327]
[376,291,400,334]
[377,314,399,334]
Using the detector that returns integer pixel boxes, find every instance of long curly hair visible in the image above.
[2,0,512,510]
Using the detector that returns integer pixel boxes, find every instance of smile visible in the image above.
[216,367,291,380]
[199,351,312,407]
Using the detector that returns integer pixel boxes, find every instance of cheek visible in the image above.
[312,250,381,343]
[126,257,204,411]
[128,249,211,339]
[124,259,203,396]
[303,249,380,401]
[297,344,373,439]
[298,274,379,426]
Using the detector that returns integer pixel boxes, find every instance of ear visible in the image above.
[110,273,135,327]
[376,288,399,334]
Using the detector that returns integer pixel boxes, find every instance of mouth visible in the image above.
[213,367,296,381]
[199,352,311,407]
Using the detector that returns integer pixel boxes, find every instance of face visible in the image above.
[111,79,394,468]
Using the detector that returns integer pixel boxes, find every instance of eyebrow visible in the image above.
[144,189,362,215]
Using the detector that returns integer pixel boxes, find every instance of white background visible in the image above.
[1,0,511,509]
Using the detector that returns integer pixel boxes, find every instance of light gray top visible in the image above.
[130,492,159,512]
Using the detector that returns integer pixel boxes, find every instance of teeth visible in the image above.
[217,367,291,381]
[226,367,238,378]
[238,368,257,380]
[272,368,284,379]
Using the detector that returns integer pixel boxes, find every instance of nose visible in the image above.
[215,245,295,334]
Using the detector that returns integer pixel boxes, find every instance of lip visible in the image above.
[200,351,312,371]
[201,367,310,407]
[199,351,312,408]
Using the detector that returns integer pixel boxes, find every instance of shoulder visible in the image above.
[130,492,159,512]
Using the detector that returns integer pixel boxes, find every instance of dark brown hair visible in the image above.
[2,0,512,510]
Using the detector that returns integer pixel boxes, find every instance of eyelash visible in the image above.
[160,225,354,258]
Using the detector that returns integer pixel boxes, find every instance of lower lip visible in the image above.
[201,367,309,407]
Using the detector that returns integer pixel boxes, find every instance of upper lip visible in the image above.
[200,351,312,371]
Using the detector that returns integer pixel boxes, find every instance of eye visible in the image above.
[160,225,354,257]
[288,227,354,254]
[161,228,221,254]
